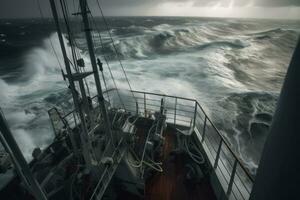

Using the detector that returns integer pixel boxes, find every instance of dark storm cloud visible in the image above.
[0,0,299,18]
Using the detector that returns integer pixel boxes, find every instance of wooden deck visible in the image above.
[134,122,217,200]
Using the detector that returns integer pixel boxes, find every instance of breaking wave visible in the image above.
[0,33,71,160]
[0,17,299,174]
[217,91,278,173]
[96,21,297,61]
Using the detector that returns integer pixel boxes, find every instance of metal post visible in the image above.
[79,0,113,144]
[201,116,207,142]
[49,0,92,167]
[135,100,139,116]
[192,101,197,129]
[78,79,91,120]
[104,81,111,105]
[227,159,238,197]
[0,111,47,200]
[73,112,78,127]
[174,97,177,126]
[214,139,223,169]
[48,109,58,137]
[144,93,146,117]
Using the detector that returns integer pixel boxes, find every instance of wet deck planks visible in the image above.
[144,128,217,200]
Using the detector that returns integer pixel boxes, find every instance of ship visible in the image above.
[0,0,299,200]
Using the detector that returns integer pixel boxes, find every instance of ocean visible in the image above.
[0,17,299,175]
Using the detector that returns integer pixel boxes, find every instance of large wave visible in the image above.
[216,91,278,174]
[95,21,298,62]
[0,18,299,175]
[0,33,71,160]
[94,19,298,175]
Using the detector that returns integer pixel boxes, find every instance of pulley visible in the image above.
[77,58,85,67]
[97,58,103,71]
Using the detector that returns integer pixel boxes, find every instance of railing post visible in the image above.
[135,101,139,116]
[73,112,77,128]
[201,116,207,142]
[48,109,58,137]
[214,139,223,169]
[144,93,146,117]
[193,101,197,129]
[227,159,238,197]
[174,97,177,126]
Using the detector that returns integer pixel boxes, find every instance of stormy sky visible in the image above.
[0,0,300,19]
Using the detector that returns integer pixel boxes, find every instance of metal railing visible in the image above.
[104,88,254,200]
[193,101,254,200]
[48,88,254,200]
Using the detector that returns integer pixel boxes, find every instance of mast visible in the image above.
[0,110,47,200]
[49,0,92,167]
[78,0,114,143]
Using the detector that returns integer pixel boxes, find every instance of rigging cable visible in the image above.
[60,0,80,72]
[87,6,126,109]
[104,57,126,109]
[87,13,110,102]
[61,0,82,61]
[36,0,68,88]
[37,0,82,125]
[61,0,94,101]
[94,0,138,106]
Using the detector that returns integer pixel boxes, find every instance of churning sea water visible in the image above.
[0,17,299,174]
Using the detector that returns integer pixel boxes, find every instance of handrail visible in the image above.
[130,89,196,102]
[195,102,255,182]
[104,88,254,181]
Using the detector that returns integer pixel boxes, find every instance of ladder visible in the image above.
[90,137,127,200]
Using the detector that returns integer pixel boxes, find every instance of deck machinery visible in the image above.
[0,0,257,200]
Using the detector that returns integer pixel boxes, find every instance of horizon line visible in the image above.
[0,15,299,21]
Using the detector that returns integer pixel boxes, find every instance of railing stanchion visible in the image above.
[201,116,207,142]
[73,112,78,128]
[193,101,197,129]
[144,93,146,117]
[227,159,238,197]
[174,97,177,126]
[214,139,222,169]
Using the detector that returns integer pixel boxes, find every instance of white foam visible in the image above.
[1,19,296,172]
[0,33,69,160]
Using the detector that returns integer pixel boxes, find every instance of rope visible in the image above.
[135,122,157,168]
[184,136,205,165]
[127,147,163,173]
[94,0,138,106]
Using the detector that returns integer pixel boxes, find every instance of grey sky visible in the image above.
[100,0,300,7]
[0,0,299,19]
